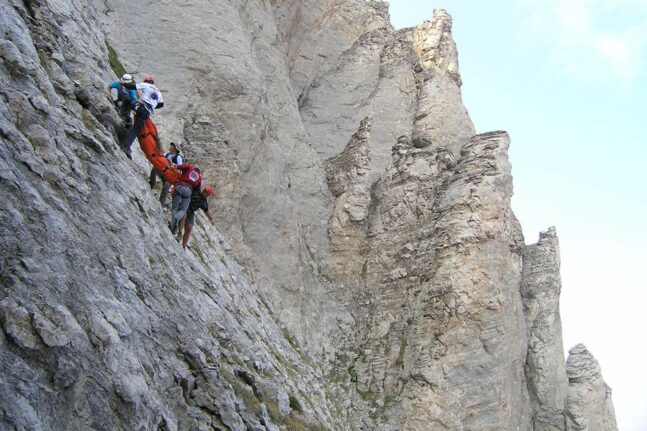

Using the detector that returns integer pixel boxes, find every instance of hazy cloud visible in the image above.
[519,0,647,82]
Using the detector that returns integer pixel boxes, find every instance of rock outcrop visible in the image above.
[0,2,332,430]
[565,344,617,431]
[0,1,616,430]
[343,131,531,430]
[522,228,569,431]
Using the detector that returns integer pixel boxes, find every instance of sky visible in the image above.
[387,1,646,430]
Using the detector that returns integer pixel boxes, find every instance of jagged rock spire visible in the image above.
[566,344,618,431]
[413,8,462,85]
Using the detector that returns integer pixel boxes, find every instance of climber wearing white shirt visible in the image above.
[121,74,164,158]
[136,80,164,114]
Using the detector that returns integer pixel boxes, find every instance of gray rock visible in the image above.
[0,300,42,351]
[276,389,292,416]
[566,344,618,431]
[346,132,532,430]
[522,227,569,431]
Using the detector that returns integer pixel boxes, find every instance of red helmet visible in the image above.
[203,185,215,196]
[143,74,155,84]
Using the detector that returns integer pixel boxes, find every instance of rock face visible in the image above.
[343,131,532,430]
[522,228,569,431]
[0,2,332,430]
[0,1,617,431]
[565,344,617,431]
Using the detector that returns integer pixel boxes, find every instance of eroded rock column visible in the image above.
[522,227,569,431]
[566,344,617,431]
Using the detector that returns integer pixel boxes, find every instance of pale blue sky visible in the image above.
[387,1,646,430]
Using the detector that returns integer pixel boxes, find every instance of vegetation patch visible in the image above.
[283,414,328,431]
[288,393,302,413]
[207,325,220,340]
[361,260,368,278]
[37,49,50,66]
[221,368,262,414]
[265,393,329,431]
[81,109,96,131]
[264,397,281,423]
[282,327,298,350]
[193,243,206,264]
[348,366,358,382]
[106,42,126,77]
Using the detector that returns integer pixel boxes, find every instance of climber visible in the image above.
[149,142,183,206]
[106,73,137,125]
[179,185,216,249]
[121,74,164,158]
[169,164,202,234]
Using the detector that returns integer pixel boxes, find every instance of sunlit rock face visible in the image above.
[0,1,616,430]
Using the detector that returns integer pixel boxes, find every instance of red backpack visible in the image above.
[177,164,202,188]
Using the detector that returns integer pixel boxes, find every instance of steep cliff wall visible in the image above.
[0,1,335,430]
[0,1,617,430]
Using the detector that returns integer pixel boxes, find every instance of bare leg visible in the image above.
[178,216,186,237]
[182,222,193,248]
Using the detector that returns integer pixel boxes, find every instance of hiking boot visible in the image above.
[121,144,132,159]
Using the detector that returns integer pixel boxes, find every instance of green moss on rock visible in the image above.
[106,42,126,77]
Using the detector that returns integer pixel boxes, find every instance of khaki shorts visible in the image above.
[186,209,197,226]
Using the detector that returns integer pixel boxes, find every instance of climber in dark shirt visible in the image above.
[180,185,215,249]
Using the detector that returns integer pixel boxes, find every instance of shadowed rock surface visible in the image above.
[0,1,616,430]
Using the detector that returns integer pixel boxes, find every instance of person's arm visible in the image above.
[176,163,190,170]
[176,154,183,165]
[155,89,164,108]
[135,83,143,99]
[105,81,117,95]
[203,210,215,224]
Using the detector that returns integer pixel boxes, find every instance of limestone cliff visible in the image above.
[0,1,616,430]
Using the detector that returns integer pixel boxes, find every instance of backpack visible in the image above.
[179,165,201,188]
[121,82,136,104]
[165,152,183,164]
